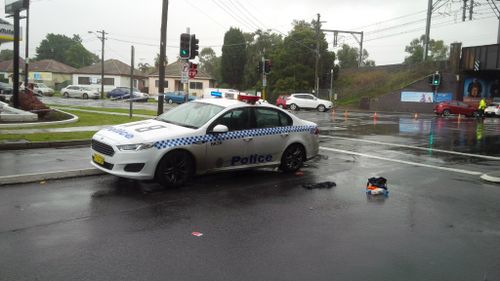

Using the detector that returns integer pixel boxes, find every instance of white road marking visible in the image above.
[320,135,500,161]
[319,146,483,176]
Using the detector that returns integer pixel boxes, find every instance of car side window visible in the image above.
[209,108,251,132]
[254,108,292,128]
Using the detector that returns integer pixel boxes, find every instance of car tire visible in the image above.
[156,150,194,188]
[442,109,450,117]
[38,91,43,96]
[83,93,89,99]
[290,103,299,111]
[473,111,479,118]
[168,99,173,104]
[280,144,305,173]
[317,104,326,112]
[63,92,69,98]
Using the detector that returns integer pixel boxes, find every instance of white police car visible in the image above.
[91,95,319,187]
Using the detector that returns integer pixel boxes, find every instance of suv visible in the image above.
[286,93,333,112]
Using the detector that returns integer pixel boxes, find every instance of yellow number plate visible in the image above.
[92,153,105,165]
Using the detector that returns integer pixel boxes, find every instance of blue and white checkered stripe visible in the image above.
[153,125,316,150]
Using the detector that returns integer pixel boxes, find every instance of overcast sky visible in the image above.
[1,0,498,66]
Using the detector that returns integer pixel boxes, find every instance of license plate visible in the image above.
[92,153,105,165]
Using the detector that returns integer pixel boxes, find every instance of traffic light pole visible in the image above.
[261,56,266,100]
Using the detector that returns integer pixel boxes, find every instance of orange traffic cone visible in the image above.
[373,112,378,119]
[457,114,461,123]
[344,110,349,118]
[414,113,418,119]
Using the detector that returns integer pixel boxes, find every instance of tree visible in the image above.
[336,44,375,68]
[221,27,247,89]
[241,29,283,91]
[199,47,221,82]
[404,35,449,64]
[35,33,98,67]
[138,62,155,74]
[271,20,335,95]
[154,53,167,69]
[64,44,99,69]
[0,49,13,61]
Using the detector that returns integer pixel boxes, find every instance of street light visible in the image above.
[88,30,107,99]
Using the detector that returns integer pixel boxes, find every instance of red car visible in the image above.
[275,95,289,109]
[434,100,478,117]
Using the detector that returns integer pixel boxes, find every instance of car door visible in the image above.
[246,107,293,166]
[205,107,252,171]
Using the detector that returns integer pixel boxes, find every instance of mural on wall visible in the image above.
[463,77,500,99]
[401,91,453,103]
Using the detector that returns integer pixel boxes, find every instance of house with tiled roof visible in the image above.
[29,59,76,89]
[148,61,215,98]
[73,59,147,92]
[0,57,25,82]
[0,58,76,89]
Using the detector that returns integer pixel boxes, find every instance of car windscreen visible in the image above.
[156,102,225,129]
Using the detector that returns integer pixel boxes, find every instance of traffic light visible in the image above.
[264,59,272,74]
[257,61,263,74]
[180,33,191,59]
[189,34,199,59]
[432,73,441,86]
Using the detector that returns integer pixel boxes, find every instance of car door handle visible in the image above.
[243,137,253,142]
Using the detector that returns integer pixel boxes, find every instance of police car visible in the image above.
[90,94,319,187]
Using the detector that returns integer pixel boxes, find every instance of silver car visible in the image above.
[61,85,100,99]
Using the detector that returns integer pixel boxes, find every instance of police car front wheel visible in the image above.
[156,150,194,187]
[280,144,305,173]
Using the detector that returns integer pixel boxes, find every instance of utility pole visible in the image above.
[99,30,106,99]
[463,0,468,21]
[24,0,29,88]
[323,29,364,67]
[315,13,320,96]
[90,30,107,99]
[469,0,474,20]
[157,0,168,115]
[13,10,20,108]
[423,0,433,61]
[129,45,134,119]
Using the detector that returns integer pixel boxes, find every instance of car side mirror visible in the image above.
[211,124,228,134]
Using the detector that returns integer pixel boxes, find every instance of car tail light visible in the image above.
[497,105,500,109]
[314,127,320,135]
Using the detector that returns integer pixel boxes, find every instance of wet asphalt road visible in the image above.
[1,110,500,281]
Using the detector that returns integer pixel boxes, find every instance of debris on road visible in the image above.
[192,232,203,237]
[302,181,336,190]
[366,177,388,196]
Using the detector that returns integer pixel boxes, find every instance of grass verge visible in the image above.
[47,104,157,116]
[0,131,95,142]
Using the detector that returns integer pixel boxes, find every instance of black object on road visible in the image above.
[302,181,336,189]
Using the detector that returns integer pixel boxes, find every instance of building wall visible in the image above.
[148,76,211,97]
[369,73,459,113]
[72,74,122,92]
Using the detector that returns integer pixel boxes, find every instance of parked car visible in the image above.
[0,82,12,102]
[484,102,500,117]
[433,100,478,117]
[275,95,289,108]
[61,85,100,99]
[107,87,149,101]
[33,83,54,96]
[90,95,319,187]
[285,93,333,112]
[162,91,196,104]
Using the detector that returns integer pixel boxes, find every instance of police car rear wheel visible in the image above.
[280,144,305,173]
[156,150,193,187]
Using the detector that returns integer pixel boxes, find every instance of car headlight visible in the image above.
[117,142,154,151]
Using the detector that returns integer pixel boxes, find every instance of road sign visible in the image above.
[181,71,188,84]
[188,69,197,79]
